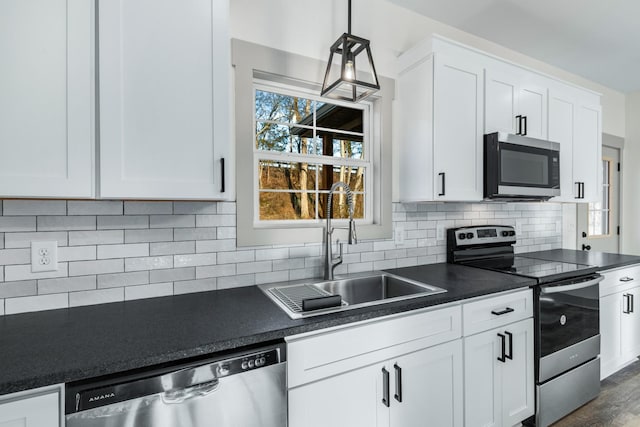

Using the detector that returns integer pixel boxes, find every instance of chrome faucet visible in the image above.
[324,182,357,280]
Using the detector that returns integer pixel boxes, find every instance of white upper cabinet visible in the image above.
[485,65,547,139]
[98,0,231,200]
[0,0,93,198]
[573,102,602,203]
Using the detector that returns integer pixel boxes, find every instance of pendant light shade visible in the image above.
[321,0,380,102]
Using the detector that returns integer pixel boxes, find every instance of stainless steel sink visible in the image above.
[261,273,447,319]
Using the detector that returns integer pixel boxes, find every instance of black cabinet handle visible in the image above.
[580,182,585,199]
[516,115,522,135]
[220,158,226,193]
[575,182,581,199]
[620,277,635,282]
[491,307,514,316]
[382,367,390,407]
[497,333,506,363]
[438,172,445,196]
[522,116,527,136]
[393,363,403,403]
[631,294,635,314]
[505,331,513,360]
[623,294,631,314]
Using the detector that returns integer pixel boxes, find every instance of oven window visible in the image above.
[501,149,549,186]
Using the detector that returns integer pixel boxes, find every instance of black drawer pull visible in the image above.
[491,307,514,316]
[623,294,632,314]
[497,333,506,363]
[620,277,635,282]
[394,363,402,403]
[382,367,390,407]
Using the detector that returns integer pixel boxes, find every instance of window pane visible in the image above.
[317,165,365,192]
[316,103,363,133]
[256,123,317,154]
[603,160,610,185]
[318,192,365,219]
[255,90,312,124]
[259,192,317,220]
[258,161,317,191]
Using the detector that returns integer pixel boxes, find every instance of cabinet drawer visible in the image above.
[286,305,461,388]
[463,289,533,336]
[600,264,640,297]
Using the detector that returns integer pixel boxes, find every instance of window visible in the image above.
[588,159,611,236]
[254,84,370,225]
[233,39,393,247]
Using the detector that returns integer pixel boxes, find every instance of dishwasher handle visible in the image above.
[540,275,603,294]
[161,379,220,404]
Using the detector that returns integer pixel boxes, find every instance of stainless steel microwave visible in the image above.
[484,132,560,201]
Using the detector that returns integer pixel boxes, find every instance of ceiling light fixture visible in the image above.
[320,0,380,102]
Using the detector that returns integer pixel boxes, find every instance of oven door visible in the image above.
[484,132,560,199]
[537,274,602,382]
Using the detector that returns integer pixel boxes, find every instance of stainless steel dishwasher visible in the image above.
[65,343,286,427]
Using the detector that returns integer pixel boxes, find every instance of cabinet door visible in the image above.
[600,293,622,379]
[0,391,59,427]
[573,103,602,203]
[485,68,519,135]
[464,327,502,427]
[501,319,535,427]
[288,362,390,427]
[391,340,463,427]
[548,89,576,201]
[620,288,640,361]
[433,54,483,201]
[518,83,547,140]
[0,0,93,198]
[99,0,231,200]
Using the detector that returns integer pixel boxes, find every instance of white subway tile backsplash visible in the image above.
[217,274,255,289]
[5,263,69,281]
[98,271,149,289]
[196,264,235,279]
[237,260,272,275]
[0,233,4,249]
[0,266,2,282]
[217,250,253,264]
[273,258,304,271]
[0,249,30,265]
[0,280,37,298]
[69,288,124,307]
[195,239,235,253]
[173,202,217,215]
[150,215,195,229]
[3,200,66,216]
[98,243,149,259]
[216,227,236,240]
[124,201,172,215]
[37,216,96,231]
[217,202,236,214]
[69,259,123,276]
[150,241,195,256]
[125,229,173,244]
[38,275,96,294]
[98,215,149,230]
[125,256,173,272]
[68,201,123,216]
[255,270,289,285]
[255,248,289,261]
[69,230,123,246]
[5,293,69,314]
[58,246,97,262]
[125,282,173,301]
[174,278,216,294]
[174,227,217,241]
[0,217,36,232]
[196,214,235,227]
[0,299,4,315]
[174,253,216,268]
[150,267,195,283]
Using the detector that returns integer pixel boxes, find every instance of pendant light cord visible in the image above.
[348,0,352,35]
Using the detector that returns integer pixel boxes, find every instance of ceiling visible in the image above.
[388,0,640,93]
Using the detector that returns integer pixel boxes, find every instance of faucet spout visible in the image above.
[324,182,357,280]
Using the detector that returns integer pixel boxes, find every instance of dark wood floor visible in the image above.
[552,359,640,427]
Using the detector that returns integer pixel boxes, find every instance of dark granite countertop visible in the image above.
[0,263,535,396]
[524,249,640,271]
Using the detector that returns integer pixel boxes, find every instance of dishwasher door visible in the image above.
[66,349,286,427]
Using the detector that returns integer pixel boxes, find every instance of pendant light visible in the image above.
[320,0,380,102]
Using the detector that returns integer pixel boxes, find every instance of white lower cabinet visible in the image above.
[0,388,60,427]
[600,264,640,379]
[464,319,534,427]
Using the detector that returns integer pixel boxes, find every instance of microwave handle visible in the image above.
[540,275,603,294]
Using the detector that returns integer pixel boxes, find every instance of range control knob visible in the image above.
[466,232,474,239]
[501,231,509,237]
[248,360,255,369]
[458,233,466,240]
[241,361,248,370]
[509,231,516,236]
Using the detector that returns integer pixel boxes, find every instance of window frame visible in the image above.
[232,39,393,247]
[587,158,612,237]
[253,80,373,227]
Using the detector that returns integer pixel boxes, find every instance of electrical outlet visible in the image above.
[31,241,58,273]
[395,226,405,246]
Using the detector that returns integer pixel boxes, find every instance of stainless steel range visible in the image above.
[447,225,602,427]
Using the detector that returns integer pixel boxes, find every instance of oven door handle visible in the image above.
[540,275,603,294]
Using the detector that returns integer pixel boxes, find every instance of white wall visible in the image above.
[230,0,626,137]
[622,92,640,255]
